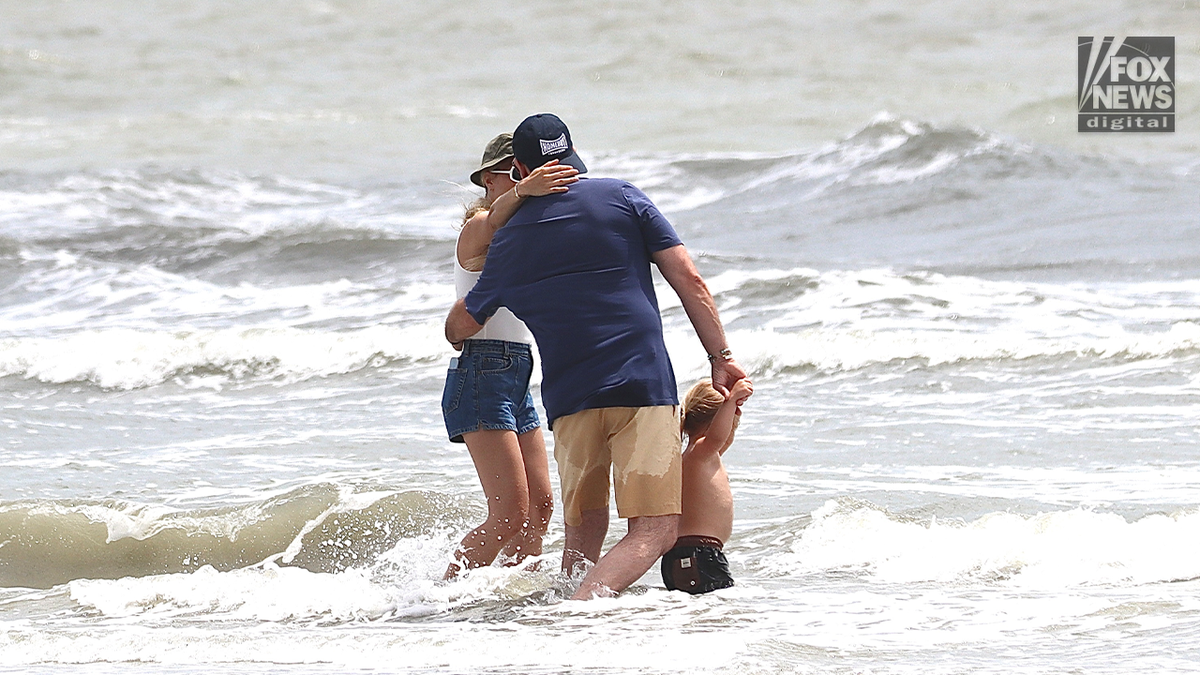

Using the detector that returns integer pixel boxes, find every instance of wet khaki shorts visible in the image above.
[552,405,682,527]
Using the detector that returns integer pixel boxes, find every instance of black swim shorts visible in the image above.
[661,535,733,595]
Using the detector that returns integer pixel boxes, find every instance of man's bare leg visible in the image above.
[571,514,678,600]
[562,507,609,578]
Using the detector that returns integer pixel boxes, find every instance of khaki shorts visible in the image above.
[552,406,682,527]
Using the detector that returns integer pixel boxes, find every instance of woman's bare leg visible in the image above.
[444,429,530,579]
[499,427,553,564]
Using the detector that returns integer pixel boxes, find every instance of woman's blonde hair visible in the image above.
[458,198,490,272]
[682,378,737,437]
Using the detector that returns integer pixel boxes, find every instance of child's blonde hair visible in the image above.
[682,378,739,438]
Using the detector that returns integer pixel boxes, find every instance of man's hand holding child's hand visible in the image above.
[728,378,753,413]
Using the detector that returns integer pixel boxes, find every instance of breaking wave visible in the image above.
[0,484,471,589]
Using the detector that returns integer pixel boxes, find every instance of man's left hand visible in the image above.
[711,358,747,397]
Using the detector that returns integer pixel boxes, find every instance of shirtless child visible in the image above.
[661,377,753,594]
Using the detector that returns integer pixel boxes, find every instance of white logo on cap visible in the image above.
[539,134,569,156]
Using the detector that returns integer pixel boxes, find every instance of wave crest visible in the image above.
[0,324,448,389]
[0,484,468,589]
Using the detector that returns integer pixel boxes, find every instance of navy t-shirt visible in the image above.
[464,178,683,427]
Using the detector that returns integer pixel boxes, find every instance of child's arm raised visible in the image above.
[692,378,753,457]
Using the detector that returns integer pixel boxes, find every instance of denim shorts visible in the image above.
[441,339,540,443]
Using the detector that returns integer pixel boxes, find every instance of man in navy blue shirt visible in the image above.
[446,113,746,600]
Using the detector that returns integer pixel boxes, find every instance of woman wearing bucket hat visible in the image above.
[442,133,578,579]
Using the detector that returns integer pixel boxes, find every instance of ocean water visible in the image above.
[2,1,1200,673]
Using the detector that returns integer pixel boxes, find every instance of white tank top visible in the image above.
[454,250,533,344]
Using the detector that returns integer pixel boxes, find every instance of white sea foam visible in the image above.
[0,170,459,240]
[3,247,456,334]
[718,320,1200,376]
[5,526,1193,670]
[661,268,1200,377]
[69,563,398,621]
[730,464,1200,510]
[62,528,537,623]
[764,500,1200,588]
[6,265,1198,390]
[0,323,449,389]
[0,604,751,671]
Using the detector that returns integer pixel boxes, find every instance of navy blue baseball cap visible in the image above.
[512,113,588,174]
